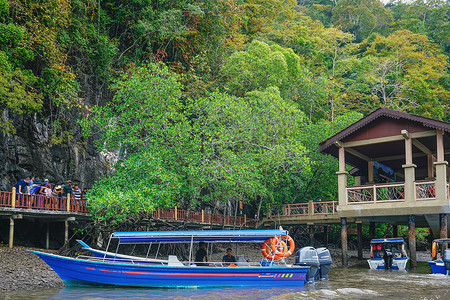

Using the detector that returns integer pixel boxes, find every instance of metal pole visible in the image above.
[188,236,193,264]
[409,215,417,269]
[145,242,152,259]
[341,217,348,267]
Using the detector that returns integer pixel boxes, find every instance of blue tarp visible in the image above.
[112,229,287,243]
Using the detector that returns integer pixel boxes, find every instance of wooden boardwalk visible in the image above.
[0,190,254,228]
[261,200,360,226]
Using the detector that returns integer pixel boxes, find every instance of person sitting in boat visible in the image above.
[222,248,237,266]
[195,242,209,266]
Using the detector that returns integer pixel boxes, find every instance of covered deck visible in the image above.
[319,108,450,267]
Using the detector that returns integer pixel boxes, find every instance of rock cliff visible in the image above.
[0,109,109,191]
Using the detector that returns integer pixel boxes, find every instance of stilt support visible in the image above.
[357,221,363,260]
[64,221,69,245]
[46,222,50,249]
[324,225,329,248]
[408,215,417,269]
[341,217,348,267]
[393,224,398,237]
[440,214,448,239]
[9,218,14,248]
[309,224,315,247]
[369,222,375,240]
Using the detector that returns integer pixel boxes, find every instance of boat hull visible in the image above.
[28,250,309,288]
[368,258,408,271]
[428,260,448,275]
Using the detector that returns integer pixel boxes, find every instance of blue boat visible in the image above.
[428,238,450,275]
[368,238,409,271]
[27,229,310,288]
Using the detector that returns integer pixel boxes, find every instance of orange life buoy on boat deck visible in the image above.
[271,235,295,259]
[261,238,281,260]
[432,241,437,258]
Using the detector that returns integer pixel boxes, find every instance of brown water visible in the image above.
[1,263,449,299]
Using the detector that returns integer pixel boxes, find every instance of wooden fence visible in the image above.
[0,190,254,227]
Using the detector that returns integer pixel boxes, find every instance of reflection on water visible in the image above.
[2,264,450,300]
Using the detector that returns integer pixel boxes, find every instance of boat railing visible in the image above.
[76,255,283,268]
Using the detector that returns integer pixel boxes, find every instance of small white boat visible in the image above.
[368,238,408,271]
[428,238,450,275]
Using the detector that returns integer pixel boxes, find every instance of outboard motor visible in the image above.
[443,249,450,275]
[316,247,332,280]
[295,247,319,283]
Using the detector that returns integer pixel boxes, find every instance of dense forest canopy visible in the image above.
[1,0,449,224]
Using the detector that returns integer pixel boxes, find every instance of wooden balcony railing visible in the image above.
[0,190,89,213]
[270,201,337,217]
[346,180,444,204]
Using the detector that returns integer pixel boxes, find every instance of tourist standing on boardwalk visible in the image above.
[63,180,73,197]
[14,177,30,194]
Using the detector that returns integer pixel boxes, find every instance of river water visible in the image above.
[1,263,449,299]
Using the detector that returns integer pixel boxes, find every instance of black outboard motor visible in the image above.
[443,249,450,275]
[295,246,319,283]
[316,247,332,280]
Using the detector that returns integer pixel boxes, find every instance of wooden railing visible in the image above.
[0,190,89,213]
[346,180,444,204]
[346,182,405,204]
[0,190,254,226]
[151,207,253,227]
[270,201,337,217]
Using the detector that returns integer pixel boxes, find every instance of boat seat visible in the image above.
[168,255,184,266]
[237,255,250,267]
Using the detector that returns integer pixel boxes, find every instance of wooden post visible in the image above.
[309,200,314,215]
[46,222,50,249]
[357,221,363,260]
[244,214,247,224]
[64,221,69,245]
[408,215,417,269]
[341,217,348,267]
[12,187,16,208]
[369,222,375,240]
[66,194,71,212]
[324,225,329,248]
[201,210,204,222]
[440,213,448,239]
[175,206,177,220]
[309,224,315,247]
[368,161,374,183]
[157,207,161,219]
[9,218,14,248]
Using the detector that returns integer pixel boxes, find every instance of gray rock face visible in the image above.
[0,110,109,191]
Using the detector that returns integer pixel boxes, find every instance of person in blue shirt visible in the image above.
[14,177,31,194]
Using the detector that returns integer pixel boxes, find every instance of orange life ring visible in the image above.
[271,235,295,259]
[432,241,437,258]
[261,238,280,260]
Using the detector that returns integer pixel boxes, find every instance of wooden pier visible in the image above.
[0,189,254,248]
